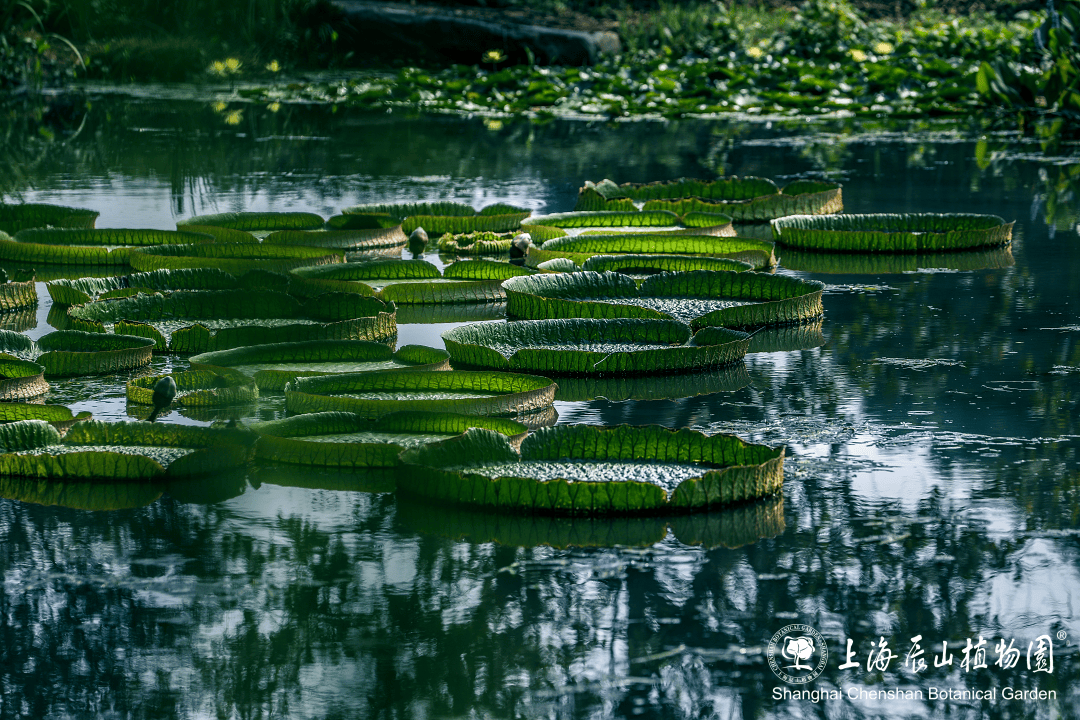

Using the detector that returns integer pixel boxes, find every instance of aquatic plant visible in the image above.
[526,234,776,270]
[336,201,530,235]
[771,213,1014,252]
[0,202,98,234]
[442,317,750,375]
[34,329,155,376]
[396,424,785,515]
[127,368,258,410]
[127,243,343,274]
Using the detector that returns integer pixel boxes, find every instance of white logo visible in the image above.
[768,625,828,684]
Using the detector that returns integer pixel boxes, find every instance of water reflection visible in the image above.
[0,99,1078,718]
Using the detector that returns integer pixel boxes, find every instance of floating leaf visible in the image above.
[264,226,408,250]
[442,318,750,375]
[0,203,99,234]
[285,370,557,418]
[15,228,212,246]
[177,211,325,231]
[127,368,258,408]
[771,213,1014,252]
[397,424,785,515]
[527,234,775,270]
[339,202,530,234]
[128,243,343,274]
[35,331,155,377]
[251,410,528,467]
[189,340,449,391]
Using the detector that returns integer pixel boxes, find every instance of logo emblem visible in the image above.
[768,625,828,684]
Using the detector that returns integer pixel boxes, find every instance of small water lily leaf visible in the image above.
[177,211,325,231]
[189,340,449,390]
[35,331,155,377]
[285,370,557,418]
[0,354,49,400]
[127,368,258,410]
[0,232,134,267]
[438,231,513,255]
[443,318,749,376]
[397,424,784,515]
[251,410,528,467]
[524,210,683,229]
[771,213,1014,252]
[0,203,99,234]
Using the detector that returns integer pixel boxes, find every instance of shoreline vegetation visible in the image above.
[0,0,1074,132]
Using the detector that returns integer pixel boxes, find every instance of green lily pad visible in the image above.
[553,364,752,402]
[177,211,325,232]
[285,370,557,418]
[15,228,213,247]
[0,354,50,399]
[581,254,754,275]
[504,270,823,330]
[0,278,37,312]
[35,331,155,377]
[189,341,450,391]
[397,424,785,516]
[263,226,408,250]
[778,246,1017,274]
[0,403,91,432]
[0,230,133,267]
[0,202,99,234]
[437,231,514,255]
[128,243,343,274]
[47,268,290,306]
[337,201,530,234]
[251,410,528,468]
[575,177,843,221]
[526,234,776,270]
[442,318,749,376]
[127,368,258,410]
[771,213,1014,252]
[397,493,785,548]
[65,290,396,353]
[0,419,256,480]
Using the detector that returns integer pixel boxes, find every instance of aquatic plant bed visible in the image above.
[285,370,557,417]
[251,410,528,468]
[0,420,256,480]
[770,213,1014,252]
[189,341,450,391]
[65,290,396,353]
[575,178,842,221]
[397,424,784,515]
[0,274,36,313]
[442,318,749,375]
[504,270,824,329]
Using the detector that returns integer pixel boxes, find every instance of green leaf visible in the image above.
[264,226,408,249]
[177,211,325,231]
[524,210,682,229]
[128,243,343,274]
[771,213,1014,252]
[15,228,212,246]
[127,368,258,409]
[285,370,557,418]
[35,330,155,377]
[0,202,99,234]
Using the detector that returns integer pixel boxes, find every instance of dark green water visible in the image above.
[1,96,1078,719]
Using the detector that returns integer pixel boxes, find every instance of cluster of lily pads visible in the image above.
[0,176,1014,520]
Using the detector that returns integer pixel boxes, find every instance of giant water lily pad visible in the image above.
[576,178,843,221]
[0,403,91,432]
[128,243,343,274]
[65,290,396,353]
[0,420,256,481]
[335,201,530,234]
[771,213,1014,252]
[47,268,290,306]
[504,270,824,330]
[778,246,1017,274]
[0,276,36,312]
[264,225,408,250]
[251,411,528,468]
[0,230,134,267]
[0,355,49,399]
[398,493,785,548]
[177,211,325,233]
[524,209,734,232]
[285,370,557,418]
[581,254,753,276]
[397,424,784,516]
[0,203,99,234]
[35,330,155,376]
[294,258,535,304]
[443,318,749,375]
[127,368,258,411]
[189,341,450,391]
[526,234,776,270]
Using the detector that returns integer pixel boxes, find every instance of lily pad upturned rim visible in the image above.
[0,202,100,233]
[126,368,259,407]
[188,340,450,391]
[526,235,776,271]
[177,211,326,231]
[127,243,344,274]
[250,410,529,467]
[580,254,754,274]
[770,213,1014,253]
[285,369,558,418]
[0,402,92,432]
[397,424,785,516]
[442,318,750,376]
[503,270,824,330]
[14,228,214,246]
[35,330,155,377]
[0,355,50,400]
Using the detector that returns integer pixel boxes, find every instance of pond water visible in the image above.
[1,96,1079,719]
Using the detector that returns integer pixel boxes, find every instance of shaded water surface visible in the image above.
[1,97,1079,719]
